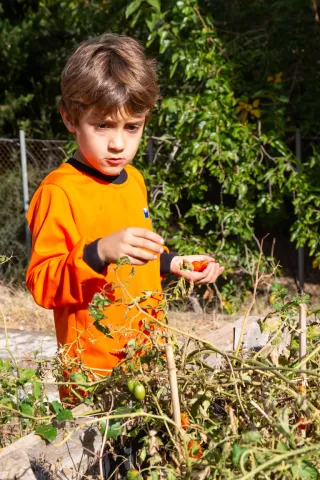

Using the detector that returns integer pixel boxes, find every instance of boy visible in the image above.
[26,33,223,378]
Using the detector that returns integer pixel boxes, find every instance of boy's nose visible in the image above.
[108,131,125,151]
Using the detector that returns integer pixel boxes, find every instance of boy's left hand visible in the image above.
[170,255,224,285]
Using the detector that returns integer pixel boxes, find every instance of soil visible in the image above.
[0,284,233,338]
[1,276,319,337]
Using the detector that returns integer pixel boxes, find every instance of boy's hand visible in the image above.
[98,228,164,266]
[170,255,224,284]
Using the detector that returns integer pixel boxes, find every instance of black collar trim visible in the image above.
[67,158,128,184]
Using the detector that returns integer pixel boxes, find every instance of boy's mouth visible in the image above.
[107,158,125,166]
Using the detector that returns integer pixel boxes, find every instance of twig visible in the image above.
[236,443,320,480]
[312,0,320,22]
[226,356,249,422]
[99,393,114,478]
[250,400,272,425]
[233,237,266,360]
[0,305,10,351]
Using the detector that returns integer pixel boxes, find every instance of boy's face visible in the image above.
[61,107,146,176]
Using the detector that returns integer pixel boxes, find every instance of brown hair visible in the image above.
[60,33,159,124]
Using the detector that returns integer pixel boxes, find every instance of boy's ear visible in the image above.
[60,106,77,133]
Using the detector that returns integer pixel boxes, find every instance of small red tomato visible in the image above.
[297,417,307,430]
[298,385,306,393]
[188,440,203,459]
[180,412,190,430]
[192,260,208,272]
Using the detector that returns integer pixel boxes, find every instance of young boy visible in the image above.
[26,33,223,378]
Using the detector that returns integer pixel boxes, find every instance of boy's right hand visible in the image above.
[97,228,164,266]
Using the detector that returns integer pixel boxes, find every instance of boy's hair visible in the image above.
[61,33,159,124]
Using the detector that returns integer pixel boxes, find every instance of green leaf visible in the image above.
[125,0,142,18]
[276,441,288,452]
[291,460,320,479]
[93,320,113,338]
[69,372,87,385]
[50,400,63,414]
[140,445,147,462]
[33,381,42,398]
[107,420,124,439]
[56,409,73,422]
[18,368,36,385]
[129,266,136,277]
[232,443,247,467]
[167,473,177,480]
[35,424,57,443]
[20,404,34,417]
[146,0,161,12]
[241,431,262,445]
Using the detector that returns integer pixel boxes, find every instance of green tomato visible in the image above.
[133,384,146,401]
[127,379,136,393]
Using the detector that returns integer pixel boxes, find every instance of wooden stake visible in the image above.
[165,343,181,437]
[299,303,307,370]
[299,303,307,438]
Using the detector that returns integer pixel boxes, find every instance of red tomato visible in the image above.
[188,440,203,459]
[297,417,307,430]
[298,385,306,393]
[192,260,208,272]
[180,412,190,430]
[192,259,217,272]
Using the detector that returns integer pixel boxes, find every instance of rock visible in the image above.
[0,449,36,480]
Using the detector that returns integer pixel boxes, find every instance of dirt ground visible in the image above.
[0,284,234,336]
[1,276,319,337]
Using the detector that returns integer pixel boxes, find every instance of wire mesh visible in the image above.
[0,137,68,282]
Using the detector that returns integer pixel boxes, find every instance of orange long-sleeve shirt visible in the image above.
[26,159,169,374]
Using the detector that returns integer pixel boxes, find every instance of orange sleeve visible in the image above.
[26,185,105,309]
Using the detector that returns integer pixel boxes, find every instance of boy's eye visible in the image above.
[95,123,109,129]
[126,124,140,132]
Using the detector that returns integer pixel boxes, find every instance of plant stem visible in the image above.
[236,443,320,479]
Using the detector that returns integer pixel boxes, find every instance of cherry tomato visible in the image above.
[133,384,146,401]
[188,440,203,459]
[192,260,208,272]
[180,412,190,430]
[127,379,136,393]
[192,259,217,272]
[298,385,306,393]
[297,417,307,430]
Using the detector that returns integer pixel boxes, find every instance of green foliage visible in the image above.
[1,0,320,287]
[35,424,57,443]
[2,266,320,477]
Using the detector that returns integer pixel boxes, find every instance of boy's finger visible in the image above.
[131,237,164,254]
[129,227,164,246]
[127,246,159,262]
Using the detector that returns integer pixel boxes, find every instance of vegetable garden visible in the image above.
[1,0,320,478]
[1,253,320,479]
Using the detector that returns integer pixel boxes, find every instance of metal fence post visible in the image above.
[295,128,304,293]
[147,130,153,164]
[19,130,31,261]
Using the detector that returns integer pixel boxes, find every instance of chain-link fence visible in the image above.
[0,136,68,177]
[0,135,69,282]
[0,132,156,283]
